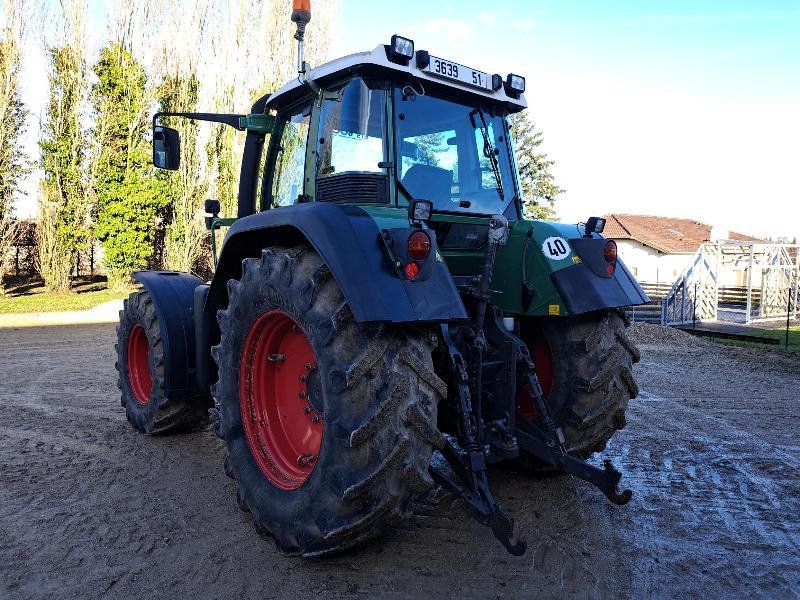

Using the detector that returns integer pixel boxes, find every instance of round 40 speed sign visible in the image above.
[541,236,571,261]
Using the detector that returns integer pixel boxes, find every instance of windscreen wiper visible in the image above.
[470,108,504,201]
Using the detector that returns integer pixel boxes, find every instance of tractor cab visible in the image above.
[257,38,528,222]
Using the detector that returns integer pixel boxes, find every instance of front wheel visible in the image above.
[115,290,210,434]
[212,245,446,556]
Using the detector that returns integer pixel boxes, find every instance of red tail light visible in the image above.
[408,230,431,261]
[404,262,419,279]
[603,240,617,262]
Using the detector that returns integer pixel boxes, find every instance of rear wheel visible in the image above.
[212,245,446,556]
[115,290,210,434]
[517,310,640,462]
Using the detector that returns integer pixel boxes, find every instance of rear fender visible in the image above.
[131,270,205,398]
[205,203,467,323]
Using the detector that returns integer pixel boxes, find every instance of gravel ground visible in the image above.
[0,323,798,599]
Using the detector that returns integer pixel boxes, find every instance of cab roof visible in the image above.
[266,44,528,113]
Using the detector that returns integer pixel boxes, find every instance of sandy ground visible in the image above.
[0,300,124,328]
[0,323,798,599]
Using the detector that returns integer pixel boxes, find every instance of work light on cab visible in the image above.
[504,73,525,98]
[409,199,432,223]
[389,34,414,65]
[408,230,431,261]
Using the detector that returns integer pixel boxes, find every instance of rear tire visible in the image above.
[518,310,640,463]
[212,245,446,556]
[115,290,211,434]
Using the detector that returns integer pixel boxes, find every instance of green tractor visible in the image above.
[116,2,648,557]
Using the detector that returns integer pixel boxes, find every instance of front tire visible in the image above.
[115,290,210,434]
[212,245,446,556]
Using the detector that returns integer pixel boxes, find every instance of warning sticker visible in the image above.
[542,236,571,260]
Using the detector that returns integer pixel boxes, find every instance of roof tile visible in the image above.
[602,214,764,254]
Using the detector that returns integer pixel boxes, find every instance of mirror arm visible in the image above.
[152,112,276,134]
[153,112,247,131]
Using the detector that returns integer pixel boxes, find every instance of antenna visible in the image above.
[291,0,319,93]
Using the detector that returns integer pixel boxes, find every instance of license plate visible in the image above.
[423,55,492,91]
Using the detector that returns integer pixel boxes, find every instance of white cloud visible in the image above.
[478,12,497,27]
[421,18,473,43]
[511,18,534,31]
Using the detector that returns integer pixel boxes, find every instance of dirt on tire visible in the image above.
[212,245,444,556]
[520,310,640,458]
[0,322,798,598]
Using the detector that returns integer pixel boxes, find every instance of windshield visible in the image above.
[393,88,516,215]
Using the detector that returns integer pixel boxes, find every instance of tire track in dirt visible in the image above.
[0,324,798,598]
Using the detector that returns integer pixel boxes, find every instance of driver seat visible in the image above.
[401,164,452,206]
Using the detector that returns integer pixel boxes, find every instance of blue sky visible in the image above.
[17,1,800,240]
[332,0,800,239]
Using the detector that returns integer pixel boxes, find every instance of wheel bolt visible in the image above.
[299,374,307,382]
[299,390,306,398]
[303,406,311,414]
[297,454,316,466]
[305,362,312,370]
[311,415,321,423]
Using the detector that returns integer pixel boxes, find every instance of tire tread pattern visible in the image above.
[212,245,444,556]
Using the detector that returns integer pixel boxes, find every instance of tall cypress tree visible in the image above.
[0,29,27,219]
[92,43,168,289]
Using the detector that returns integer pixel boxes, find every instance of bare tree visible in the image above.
[0,216,18,294]
[37,0,89,291]
[202,0,339,222]
[150,0,210,274]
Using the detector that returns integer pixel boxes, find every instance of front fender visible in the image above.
[206,203,467,323]
[131,270,205,398]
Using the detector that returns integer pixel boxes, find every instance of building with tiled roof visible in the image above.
[603,214,765,284]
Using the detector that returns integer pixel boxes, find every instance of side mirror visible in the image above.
[153,125,180,170]
[204,199,221,216]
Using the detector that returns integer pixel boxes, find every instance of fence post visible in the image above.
[714,243,720,320]
[746,244,754,324]
[786,282,792,350]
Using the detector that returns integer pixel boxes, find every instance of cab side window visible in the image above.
[271,103,312,207]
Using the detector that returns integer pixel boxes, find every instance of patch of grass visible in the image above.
[0,276,129,313]
[709,325,800,352]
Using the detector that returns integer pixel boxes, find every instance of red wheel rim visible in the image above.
[127,324,153,406]
[517,332,554,421]
[239,309,323,491]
